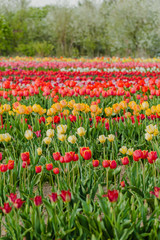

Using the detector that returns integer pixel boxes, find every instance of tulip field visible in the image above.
[1,56,160,239]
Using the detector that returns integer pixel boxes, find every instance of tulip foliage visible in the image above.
[0,57,160,238]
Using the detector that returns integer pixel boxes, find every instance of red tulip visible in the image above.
[103,190,119,202]
[73,154,79,162]
[148,151,157,164]
[34,196,42,206]
[92,160,99,167]
[54,116,60,124]
[64,153,72,163]
[0,203,12,214]
[60,190,71,202]
[110,160,117,169]
[121,157,129,165]
[8,160,14,170]
[80,147,92,160]
[0,152,2,161]
[53,168,59,174]
[34,130,41,138]
[22,161,27,168]
[150,187,160,198]
[8,193,17,203]
[46,163,53,171]
[0,164,8,172]
[14,199,25,209]
[133,150,142,161]
[60,156,65,163]
[53,152,61,161]
[39,117,45,124]
[21,152,30,161]
[121,181,125,187]
[102,160,110,168]
[142,150,148,159]
[49,193,58,202]
[35,166,42,173]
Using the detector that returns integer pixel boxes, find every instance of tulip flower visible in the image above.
[110,160,117,169]
[142,150,148,159]
[49,193,58,202]
[77,127,86,137]
[37,147,42,156]
[8,160,14,170]
[92,160,99,167]
[13,199,25,209]
[3,133,12,142]
[60,190,71,202]
[57,134,66,142]
[0,152,2,161]
[22,162,27,168]
[24,130,33,140]
[148,151,157,164]
[46,129,54,138]
[0,164,8,172]
[8,193,17,203]
[0,203,12,214]
[57,124,67,134]
[33,196,42,206]
[80,147,92,160]
[53,168,59,174]
[103,190,119,202]
[133,150,142,161]
[98,135,107,143]
[107,134,115,142]
[73,154,79,161]
[145,133,152,141]
[21,152,30,161]
[46,163,53,171]
[121,181,125,187]
[34,130,41,138]
[35,166,42,173]
[121,157,129,165]
[126,148,134,156]
[53,152,61,161]
[150,187,160,198]
[68,135,77,144]
[119,146,127,155]
[102,160,110,168]
[43,137,51,145]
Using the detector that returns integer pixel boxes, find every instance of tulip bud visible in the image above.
[22,162,27,168]
[121,181,125,187]
[37,147,42,156]
[53,168,59,174]
[92,160,99,167]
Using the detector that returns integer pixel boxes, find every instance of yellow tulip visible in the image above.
[119,146,127,154]
[37,147,42,156]
[77,127,86,137]
[24,130,33,140]
[68,135,77,144]
[98,135,107,143]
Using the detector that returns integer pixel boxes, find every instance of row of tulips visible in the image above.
[0,58,160,239]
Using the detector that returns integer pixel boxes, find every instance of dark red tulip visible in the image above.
[49,193,58,202]
[60,190,71,202]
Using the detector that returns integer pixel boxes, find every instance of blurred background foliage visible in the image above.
[0,0,160,57]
